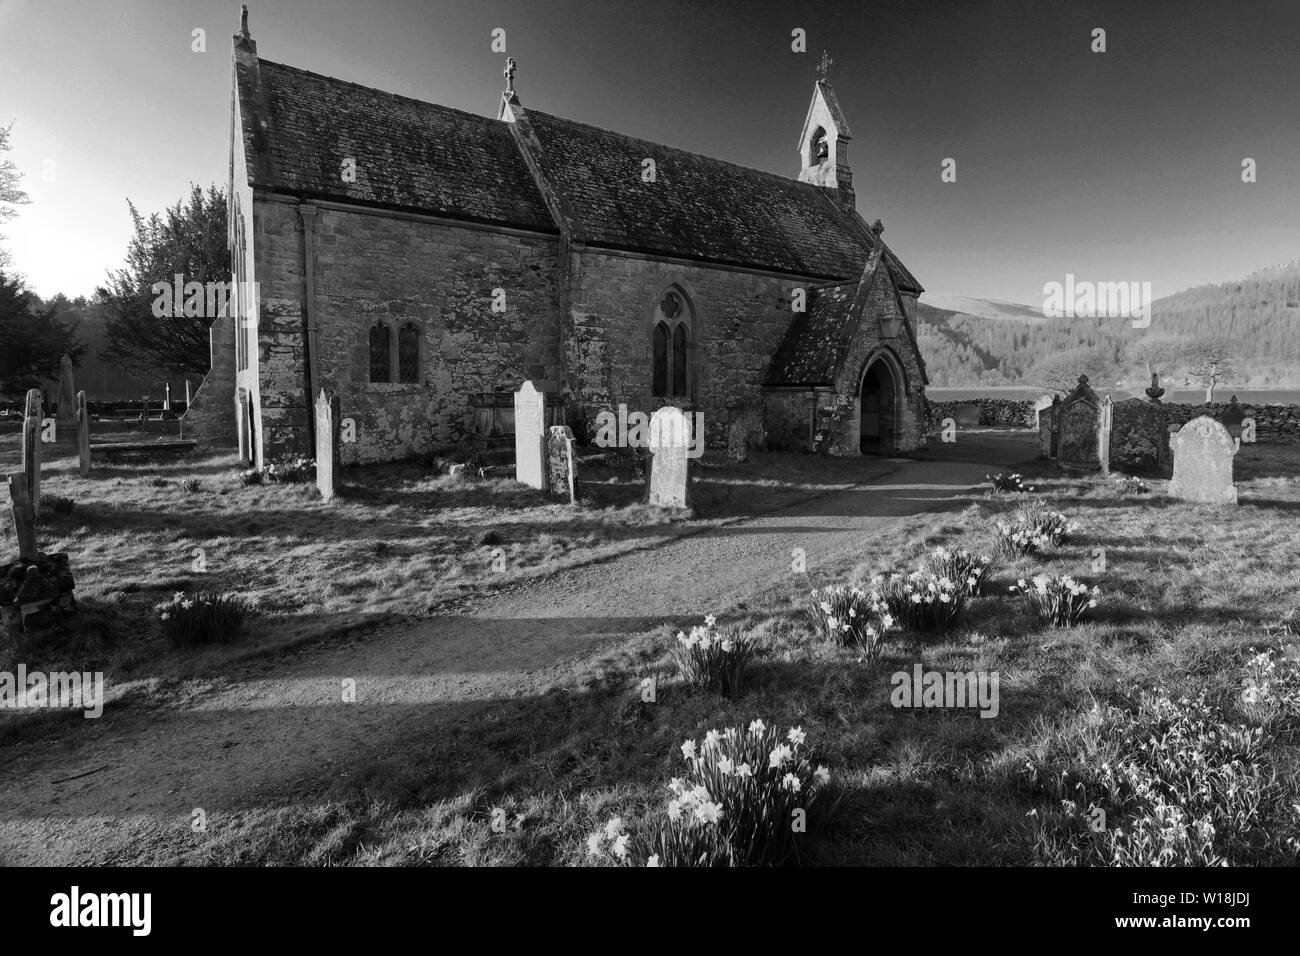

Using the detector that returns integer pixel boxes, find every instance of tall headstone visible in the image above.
[185,379,193,409]
[56,353,76,425]
[76,391,91,476]
[1056,376,1108,473]
[513,381,546,490]
[1032,394,1054,430]
[1168,416,1238,505]
[1110,398,1170,472]
[647,406,692,508]
[1097,396,1113,477]
[22,389,41,520]
[545,425,580,504]
[163,383,172,412]
[314,389,341,502]
[1039,396,1060,458]
[7,474,38,562]
[236,389,251,467]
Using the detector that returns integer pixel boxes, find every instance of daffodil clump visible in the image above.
[155,591,251,648]
[987,472,1036,494]
[587,721,833,867]
[1112,474,1150,495]
[870,569,967,633]
[670,615,756,696]
[806,585,893,657]
[1009,574,1100,626]
[921,546,996,597]
[994,504,1076,557]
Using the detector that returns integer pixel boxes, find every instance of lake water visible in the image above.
[928,387,1300,404]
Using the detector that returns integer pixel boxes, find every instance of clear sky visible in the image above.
[2,0,1299,303]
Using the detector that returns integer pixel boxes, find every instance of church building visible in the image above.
[186,9,931,466]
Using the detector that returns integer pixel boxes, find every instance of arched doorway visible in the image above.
[860,354,902,454]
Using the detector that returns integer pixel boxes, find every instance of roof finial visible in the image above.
[504,57,517,93]
[239,3,250,38]
[817,50,833,83]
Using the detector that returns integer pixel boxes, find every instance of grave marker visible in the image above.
[314,389,341,502]
[546,425,580,504]
[513,381,546,490]
[56,353,76,426]
[7,473,38,563]
[76,391,91,476]
[1168,416,1238,505]
[22,389,41,519]
[647,406,691,508]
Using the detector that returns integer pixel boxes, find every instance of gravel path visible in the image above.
[0,446,1018,864]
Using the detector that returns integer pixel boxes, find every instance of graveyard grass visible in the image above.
[4,429,1300,865]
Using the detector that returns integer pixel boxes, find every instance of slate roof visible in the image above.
[250,60,556,231]
[235,56,921,287]
[765,282,859,386]
[524,111,875,279]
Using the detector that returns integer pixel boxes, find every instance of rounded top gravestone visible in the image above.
[1168,416,1238,505]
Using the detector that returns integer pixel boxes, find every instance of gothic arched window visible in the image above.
[398,322,420,383]
[651,289,692,399]
[369,322,391,383]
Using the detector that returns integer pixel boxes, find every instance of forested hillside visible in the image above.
[917,261,1300,388]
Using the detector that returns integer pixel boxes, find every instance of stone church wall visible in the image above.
[253,199,563,464]
[567,249,816,446]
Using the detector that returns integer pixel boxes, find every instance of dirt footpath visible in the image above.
[0,445,1020,864]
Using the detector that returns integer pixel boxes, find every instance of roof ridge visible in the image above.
[528,110,852,202]
[258,58,506,126]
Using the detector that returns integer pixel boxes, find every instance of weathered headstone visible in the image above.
[22,389,41,519]
[7,474,38,562]
[1110,398,1170,472]
[727,418,748,462]
[1056,376,1108,473]
[513,381,546,490]
[1038,396,1059,458]
[546,425,580,504]
[1097,396,1113,477]
[184,379,193,409]
[1032,394,1054,430]
[1168,416,1238,505]
[76,391,91,476]
[56,353,76,425]
[314,389,341,501]
[647,406,691,508]
[163,383,172,412]
[1219,395,1246,441]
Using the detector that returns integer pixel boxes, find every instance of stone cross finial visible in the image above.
[504,57,517,93]
[818,51,833,82]
[239,4,250,37]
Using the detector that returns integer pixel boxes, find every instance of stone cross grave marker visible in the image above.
[76,391,91,476]
[314,389,341,502]
[7,474,38,563]
[647,406,692,508]
[513,381,546,490]
[546,425,580,504]
[22,389,42,519]
[1168,416,1238,505]
[56,353,76,426]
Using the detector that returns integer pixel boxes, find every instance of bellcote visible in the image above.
[797,79,855,213]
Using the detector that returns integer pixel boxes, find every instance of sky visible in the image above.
[2,0,1299,304]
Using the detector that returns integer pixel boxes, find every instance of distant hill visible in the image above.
[916,261,1300,388]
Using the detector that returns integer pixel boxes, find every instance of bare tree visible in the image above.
[1180,337,1238,403]
[0,121,31,269]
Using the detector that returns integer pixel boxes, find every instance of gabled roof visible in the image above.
[247,60,556,231]
[233,53,922,287]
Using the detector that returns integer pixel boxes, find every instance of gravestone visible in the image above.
[1097,397,1113,477]
[513,381,546,490]
[953,404,981,428]
[313,389,341,502]
[1038,396,1060,458]
[727,418,748,462]
[646,406,691,508]
[164,383,172,412]
[1056,376,1108,473]
[185,380,193,409]
[76,391,91,476]
[1219,396,1247,441]
[22,389,42,520]
[1110,398,1170,472]
[56,353,76,426]
[1168,416,1238,505]
[1032,394,1054,430]
[546,425,580,504]
[6,474,38,562]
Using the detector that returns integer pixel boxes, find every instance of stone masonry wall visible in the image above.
[182,314,237,447]
[567,250,819,447]
[309,206,561,464]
